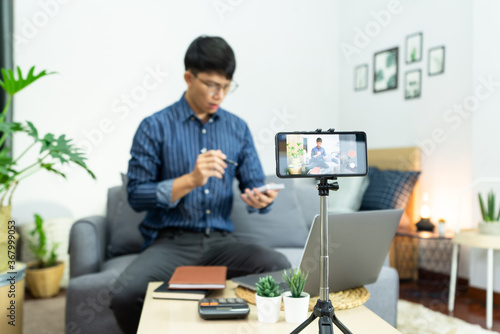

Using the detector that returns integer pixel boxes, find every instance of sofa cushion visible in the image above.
[360,167,420,210]
[231,175,309,248]
[106,175,146,258]
[328,175,369,213]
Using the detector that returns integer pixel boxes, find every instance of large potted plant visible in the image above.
[282,268,310,323]
[25,213,64,297]
[255,275,283,323]
[0,66,95,273]
[478,190,500,235]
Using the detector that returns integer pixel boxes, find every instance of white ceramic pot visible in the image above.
[283,291,310,323]
[255,293,282,323]
[479,221,500,235]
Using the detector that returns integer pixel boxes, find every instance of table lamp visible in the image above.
[416,195,435,231]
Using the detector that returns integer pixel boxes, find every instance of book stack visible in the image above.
[153,266,227,301]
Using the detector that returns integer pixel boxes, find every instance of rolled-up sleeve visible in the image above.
[156,179,181,209]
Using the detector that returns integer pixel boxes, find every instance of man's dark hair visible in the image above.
[316,138,322,143]
[184,36,236,79]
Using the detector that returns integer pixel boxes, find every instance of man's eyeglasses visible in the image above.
[194,75,238,96]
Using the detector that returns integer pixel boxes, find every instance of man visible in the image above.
[110,36,290,333]
[310,137,329,169]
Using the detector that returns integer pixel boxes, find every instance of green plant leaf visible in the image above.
[0,122,25,135]
[479,193,488,221]
[489,191,496,221]
[27,213,60,268]
[29,213,48,267]
[0,66,56,96]
[40,163,66,178]
[47,242,60,267]
[256,275,283,297]
[39,133,96,179]
[283,268,308,297]
[25,121,39,140]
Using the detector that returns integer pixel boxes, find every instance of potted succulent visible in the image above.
[282,268,310,323]
[0,66,95,273]
[25,214,64,298]
[478,190,500,235]
[255,275,283,323]
[286,142,305,175]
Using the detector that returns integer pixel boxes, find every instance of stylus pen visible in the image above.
[224,158,238,166]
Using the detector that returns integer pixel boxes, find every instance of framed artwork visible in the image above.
[406,32,423,64]
[428,46,445,76]
[373,47,398,93]
[405,69,421,99]
[354,64,368,91]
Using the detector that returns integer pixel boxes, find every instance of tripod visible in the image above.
[291,177,353,334]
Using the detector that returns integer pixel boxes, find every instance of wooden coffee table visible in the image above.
[137,281,401,333]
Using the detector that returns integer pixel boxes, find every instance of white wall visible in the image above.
[338,0,474,228]
[469,0,500,292]
[11,0,339,222]
[338,0,474,278]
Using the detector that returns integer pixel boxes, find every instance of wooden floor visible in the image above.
[400,270,500,332]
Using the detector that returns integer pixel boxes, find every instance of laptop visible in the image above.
[232,209,403,296]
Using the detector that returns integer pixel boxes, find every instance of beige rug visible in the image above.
[398,300,500,334]
[24,292,66,334]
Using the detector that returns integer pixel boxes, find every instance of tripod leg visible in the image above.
[318,316,334,334]
[290,312,318,334]
[331,314,353,334]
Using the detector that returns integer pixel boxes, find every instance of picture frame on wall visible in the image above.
[354,64,368,91]
[405,69,421,99]
[373,47,398,93]
[406,32,423,64]
[428,46,445,76]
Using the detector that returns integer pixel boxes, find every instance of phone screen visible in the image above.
[275,132,368,178]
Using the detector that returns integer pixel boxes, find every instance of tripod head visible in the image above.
[316,177,339,196]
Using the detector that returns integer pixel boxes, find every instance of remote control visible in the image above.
[198,297,250,320]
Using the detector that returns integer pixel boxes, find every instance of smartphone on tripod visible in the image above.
[275,130,367,334]
[275,131,368,178]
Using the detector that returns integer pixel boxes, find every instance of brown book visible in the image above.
[168,266,227,289]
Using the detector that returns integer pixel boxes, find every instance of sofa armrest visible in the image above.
[68,215,108,278]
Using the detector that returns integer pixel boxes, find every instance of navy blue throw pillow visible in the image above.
[360,167,420,210]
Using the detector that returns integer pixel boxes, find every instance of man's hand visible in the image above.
[241,187,279,209]
[189,150,227,187]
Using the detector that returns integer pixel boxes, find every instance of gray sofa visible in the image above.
[66,175,399,334]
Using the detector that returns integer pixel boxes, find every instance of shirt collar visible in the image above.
[178,92,224,122]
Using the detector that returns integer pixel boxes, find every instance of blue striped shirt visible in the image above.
[127,93,269,249]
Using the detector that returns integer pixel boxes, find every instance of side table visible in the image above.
[448,229,500,330]
[390,226,454,280]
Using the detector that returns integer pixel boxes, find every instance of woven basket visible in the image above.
[26,261,64,298]
[235,285,370,311]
